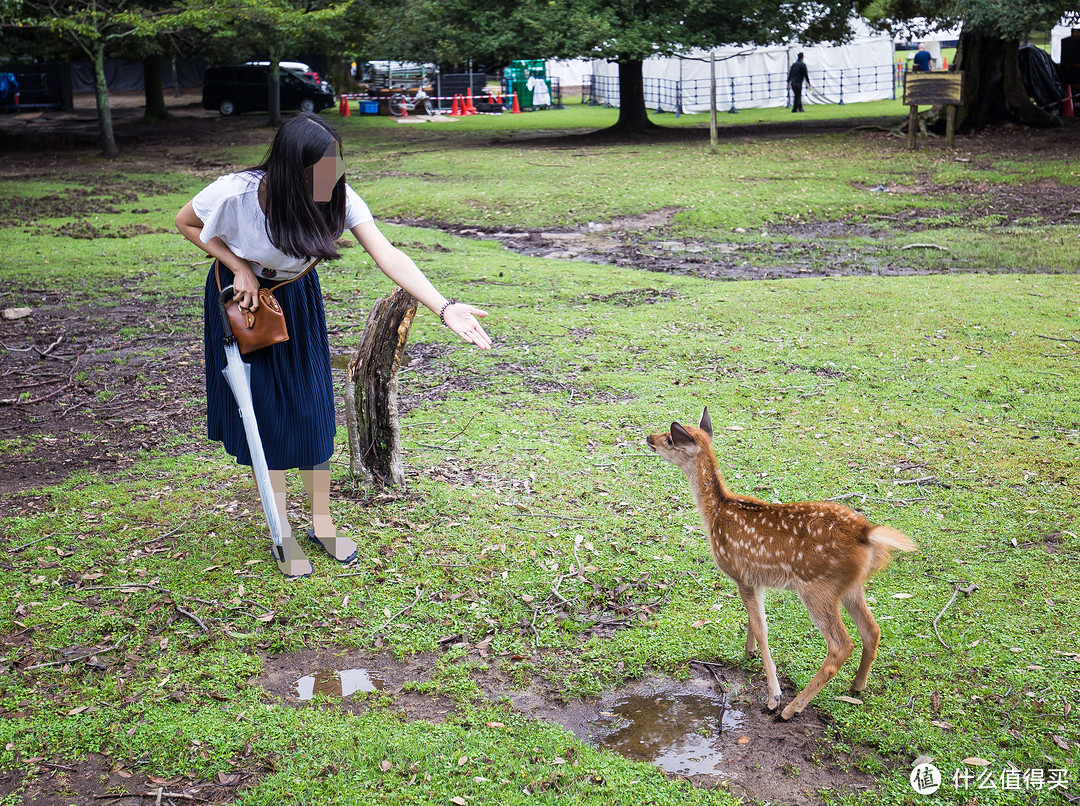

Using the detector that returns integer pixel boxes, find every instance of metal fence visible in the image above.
[0,66,70,110]
[584,64,898,113]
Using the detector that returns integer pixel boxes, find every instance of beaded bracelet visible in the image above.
[439,299,458,326]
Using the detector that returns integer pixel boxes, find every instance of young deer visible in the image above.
[647,408,916,721]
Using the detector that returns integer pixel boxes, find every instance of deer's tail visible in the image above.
[865,525,916,575]
[868,525,916,553]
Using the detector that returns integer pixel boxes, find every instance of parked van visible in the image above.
[202,64,336,116]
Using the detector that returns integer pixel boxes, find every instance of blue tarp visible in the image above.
[0,73,18,107]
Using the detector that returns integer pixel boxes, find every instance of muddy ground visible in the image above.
[254,646,879,804]
[4,643,880,805]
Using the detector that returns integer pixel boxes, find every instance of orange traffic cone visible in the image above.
[511,92,522,114]
[400,95,409,117]
[941,55,948,70]
[342,96,351,116]
[339,96,346,115]
[448,94,461,116]
[464,87,477,115]
[1065,85,1075,117]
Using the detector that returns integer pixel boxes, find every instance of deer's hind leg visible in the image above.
[842,585,881,693]
[781,585,854,721]
[737,584,781,712]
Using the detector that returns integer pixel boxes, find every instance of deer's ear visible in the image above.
[699,407,713,438]
[671,422,696,448]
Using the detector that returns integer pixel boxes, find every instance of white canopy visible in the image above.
[555,32,895,112]
[1053,25,1078,62]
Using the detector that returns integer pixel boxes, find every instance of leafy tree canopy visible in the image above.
[859,0,1078,39]
[369,0,863,66]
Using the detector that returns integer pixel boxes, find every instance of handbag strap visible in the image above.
[214,258,322,295]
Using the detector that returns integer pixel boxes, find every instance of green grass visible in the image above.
[1,101,1079,805]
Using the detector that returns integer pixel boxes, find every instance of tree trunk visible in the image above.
[142,53,170,122]
[596,58,659,136]
[345,288,418,488]
[90,42,118,158]
[268,51,282,127]
[954,33,1060,131]
[325,56,355,98]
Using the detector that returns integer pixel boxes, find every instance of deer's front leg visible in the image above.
[738,584,781,711]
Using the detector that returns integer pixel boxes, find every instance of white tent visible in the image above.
[569,33,895,112]
[1052,24,1078,62]
[545,59,593,90]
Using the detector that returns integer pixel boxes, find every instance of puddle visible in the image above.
[258,650,882,803]
[590,686,746,777]
[294,667,386,700]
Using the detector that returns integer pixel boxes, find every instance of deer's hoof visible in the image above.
[765,696,780,713]
[779,704,798,721]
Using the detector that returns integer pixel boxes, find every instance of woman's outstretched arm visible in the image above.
[351,221,491,350]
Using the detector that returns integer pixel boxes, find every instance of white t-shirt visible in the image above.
[192,170,374,279]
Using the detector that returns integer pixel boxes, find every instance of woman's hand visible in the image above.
[231,264,261,312]
[443,303,492,350]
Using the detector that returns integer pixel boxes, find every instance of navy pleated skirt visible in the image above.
[203,262,336,469]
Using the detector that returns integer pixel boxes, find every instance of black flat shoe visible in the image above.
[306,527,359,563]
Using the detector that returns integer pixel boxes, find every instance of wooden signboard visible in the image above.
[903,71,964,149]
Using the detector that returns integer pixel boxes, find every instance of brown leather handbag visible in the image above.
[215,260,318,355]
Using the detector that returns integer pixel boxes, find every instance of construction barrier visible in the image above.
[337,92,528,116]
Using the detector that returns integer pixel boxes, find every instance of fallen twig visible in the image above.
[894,476,939,486]
[93,792,204,802]
[175,605,208,633]
[827,492,926,505]
[689,659,729,734]
[932,581,978,650]
[24,635,128,671]
[37,334,64,356]
[439,410,481,445]
[677,569,712,591]
[0,354,80,406]
[371,586,423,636]
[507,510,596,522]
[10,535,49,553]
[82,584,218,607]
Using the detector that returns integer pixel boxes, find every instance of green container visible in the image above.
[505,60,549,107]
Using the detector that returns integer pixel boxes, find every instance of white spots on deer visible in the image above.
[648,413,916,718]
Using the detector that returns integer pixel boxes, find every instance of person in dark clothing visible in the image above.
[912,43,932,72]
[787,52,811,112]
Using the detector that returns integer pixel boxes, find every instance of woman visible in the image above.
[176,113,491,578]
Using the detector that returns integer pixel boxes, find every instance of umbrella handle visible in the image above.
[218,286,238,345]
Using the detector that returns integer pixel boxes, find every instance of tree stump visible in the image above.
[343,288,418,488]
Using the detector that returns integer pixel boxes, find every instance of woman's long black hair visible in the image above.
[250,113,348,260]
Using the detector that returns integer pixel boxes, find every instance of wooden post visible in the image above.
[344,288,418,488]
[709,50,718,154]
[903,72,963,151]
